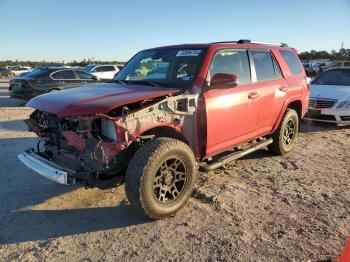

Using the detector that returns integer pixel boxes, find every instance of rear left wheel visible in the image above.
[269,108,299,155]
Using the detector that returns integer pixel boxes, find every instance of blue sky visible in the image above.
[0,0,349,62]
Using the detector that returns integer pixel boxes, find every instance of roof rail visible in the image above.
[211,39,288,47]
[238,39,288,47]
[210,41,238,44]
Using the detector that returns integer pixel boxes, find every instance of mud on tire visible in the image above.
[269,108,299,155]
[125,138,197,219]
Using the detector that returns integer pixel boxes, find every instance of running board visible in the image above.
[200,138,273,172]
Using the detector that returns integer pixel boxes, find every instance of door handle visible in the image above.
[248,92,259,100]
[279,86,288,92]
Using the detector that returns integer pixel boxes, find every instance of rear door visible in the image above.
[249,49,288,133]
[203,49,260,156]
[103,66,117,79]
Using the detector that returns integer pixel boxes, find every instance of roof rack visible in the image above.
[211,39,288,47]
[210,41,238,44]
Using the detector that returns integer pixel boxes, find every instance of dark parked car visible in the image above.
[9,67,99,100]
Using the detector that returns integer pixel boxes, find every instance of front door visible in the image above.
[203,49,260,156]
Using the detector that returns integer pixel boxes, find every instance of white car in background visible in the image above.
[82,64,119,80]
[10,66,32,76]
[305,68,350,124]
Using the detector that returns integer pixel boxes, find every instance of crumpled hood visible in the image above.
[27,83,181,117]
[310,84,350,100]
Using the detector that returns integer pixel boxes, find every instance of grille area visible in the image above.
[309,98,338,109]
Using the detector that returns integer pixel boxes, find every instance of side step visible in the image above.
[200,138,273,172]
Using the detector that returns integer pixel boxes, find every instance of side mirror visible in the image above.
[92,75,99,80]
[210,73,238,88]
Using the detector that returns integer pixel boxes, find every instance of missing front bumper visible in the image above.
[18,148,76,185]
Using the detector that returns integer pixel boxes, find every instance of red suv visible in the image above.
[18,40,309,218]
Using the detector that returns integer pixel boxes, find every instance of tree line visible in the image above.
[299,48,350,61]
[0,59,125,68]
[1,48,349,68]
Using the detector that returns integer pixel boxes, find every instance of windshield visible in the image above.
[115,48,205,88]
[312,69,350,86]
[82,65,95,72]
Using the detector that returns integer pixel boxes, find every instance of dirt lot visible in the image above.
[0,78,349,262]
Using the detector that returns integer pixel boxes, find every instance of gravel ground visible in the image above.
[0,79,349,261]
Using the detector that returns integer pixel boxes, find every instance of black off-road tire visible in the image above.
[269,109,299,155]
[125,138,197,219]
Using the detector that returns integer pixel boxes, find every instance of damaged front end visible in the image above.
[18,93,199,186]
[20,110,133,185]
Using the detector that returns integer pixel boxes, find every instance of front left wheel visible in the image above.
[125,138,196,219]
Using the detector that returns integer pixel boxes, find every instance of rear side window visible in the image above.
[104,66,115,71]
[251,50,276,81]
[280,50,303,75]
[94,66,115,72]
[51,70,76,80]
[209,49,251,85]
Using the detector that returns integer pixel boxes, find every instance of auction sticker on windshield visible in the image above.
[176,50,202,56]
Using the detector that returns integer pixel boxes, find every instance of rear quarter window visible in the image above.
[280,50,303,75]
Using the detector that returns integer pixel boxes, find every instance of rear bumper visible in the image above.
[18,148,76,185]
[9,86,34,100]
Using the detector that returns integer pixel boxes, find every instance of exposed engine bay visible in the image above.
[25,94,199,184]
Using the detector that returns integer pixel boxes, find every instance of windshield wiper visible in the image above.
[124,80,162,87]
[143,81,160,87]
[133,80,160,87]
[114,80,127,85]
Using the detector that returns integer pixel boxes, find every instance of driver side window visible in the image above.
[208,49,251,86]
